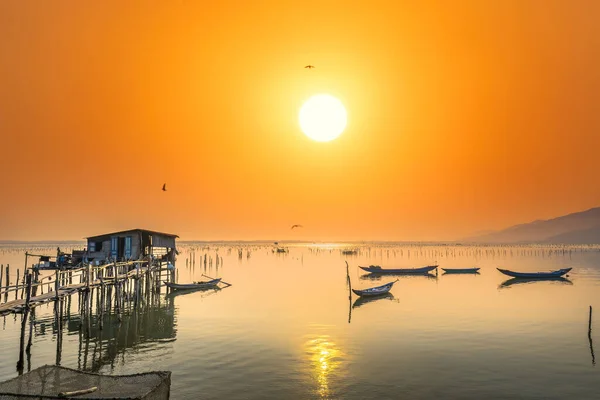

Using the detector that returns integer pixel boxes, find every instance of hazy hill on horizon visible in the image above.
[464,207,600,244]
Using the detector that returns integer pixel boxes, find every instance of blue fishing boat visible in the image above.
[442,267,480,274]
[359,265,438,274]
[496,267,572,279]
[352,280,398,297]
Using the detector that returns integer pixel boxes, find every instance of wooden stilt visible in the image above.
[15,269,19,300]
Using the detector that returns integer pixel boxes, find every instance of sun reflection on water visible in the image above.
[304,334,344,399]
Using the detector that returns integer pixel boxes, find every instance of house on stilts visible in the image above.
[85,229,179,265]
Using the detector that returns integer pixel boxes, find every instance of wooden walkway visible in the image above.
[0,264,152,315]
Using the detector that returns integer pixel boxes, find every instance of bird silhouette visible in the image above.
[162,183,167,191]
[304,65,315,69]
[291,224,303,229]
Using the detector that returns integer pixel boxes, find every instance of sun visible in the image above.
[299,94,347,142]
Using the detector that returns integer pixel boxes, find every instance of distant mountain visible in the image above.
[464,207,600,244]
[543,225,600,244]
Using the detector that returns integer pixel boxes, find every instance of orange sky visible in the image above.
[1,1,599,241]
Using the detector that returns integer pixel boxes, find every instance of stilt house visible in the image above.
[85,229,178,263]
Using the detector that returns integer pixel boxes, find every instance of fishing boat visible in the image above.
[163,278,222,290]
[441,267,480,274]
[496,267,572,279]
[352,280,397,297]
[360,272,437,281]
[359,265,438,274]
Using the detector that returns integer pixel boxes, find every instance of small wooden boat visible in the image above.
[163,278,222,290]
[361,272,437,281]
[359,265,438,274]
[496,267,572,279]
[352,280,397,297]
[441,267,480,274]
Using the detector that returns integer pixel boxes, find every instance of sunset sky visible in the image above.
[1,1,599,241]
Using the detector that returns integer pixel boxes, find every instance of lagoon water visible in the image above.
[1,242,599,399]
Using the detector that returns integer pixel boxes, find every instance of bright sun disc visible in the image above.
[299,94,347,142]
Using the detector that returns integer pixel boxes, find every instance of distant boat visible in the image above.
[441,267,480,274]
[496,267,572,279]
[163,278,222,291]
[360,272,437,281]
[341,249,358,255]
[352,280,397,297]
[359,265,438,274]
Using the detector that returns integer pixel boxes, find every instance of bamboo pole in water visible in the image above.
[17,273,32,375]
[589,305,596,366]
[346,261,352,324]
[54,269,59,300]
[15,269,19,300]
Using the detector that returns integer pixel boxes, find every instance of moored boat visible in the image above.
[352,280,398,297]
[441,267,480,274]
[496,267,572,279]
[163,278,222,290]
[359,265,438,274]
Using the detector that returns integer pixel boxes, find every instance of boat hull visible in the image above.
[359,265,438,274]
[442,268,480,274]
[352,280,396,297]
[163,278,222,290]
[496,267,572,279]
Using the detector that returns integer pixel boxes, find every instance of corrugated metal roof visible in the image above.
[85,229,179,240]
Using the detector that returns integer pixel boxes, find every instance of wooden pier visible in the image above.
[0,260,174,316]
[1,256,179,376]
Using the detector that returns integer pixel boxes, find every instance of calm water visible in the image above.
[1,242,599,399]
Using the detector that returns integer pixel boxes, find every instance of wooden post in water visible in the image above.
[54,269,59,300]
[15,269,20,300]
[26,308,35,370]
[0,264,3,292]
[23,253,28,297]
[32,267,39,297]
[99,281,105,330]
[16,272,32,375]
[5,264,9,288]
[589,305,596,366]
[24,272,32,310]
[346,261,352,324]
[86,263,91,291]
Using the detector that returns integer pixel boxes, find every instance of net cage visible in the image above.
[0,365,171,399]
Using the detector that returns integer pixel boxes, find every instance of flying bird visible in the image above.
[304,65,315,69]
[162,183,167,192]
[291,224,303,230]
